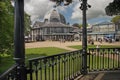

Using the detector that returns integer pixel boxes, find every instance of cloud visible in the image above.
[24,0,55,21]
[24,0,114,24]
[71,2,82,20]
[71,0,113,21]
[24,0,70,21]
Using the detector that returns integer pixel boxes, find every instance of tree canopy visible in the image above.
[105,0,120,16]
[24,13,31,36]
[0,1,31,57]
[0,0,14,55]
[72,23,80,28]
[111,15,120,23]
[50,0,72,6]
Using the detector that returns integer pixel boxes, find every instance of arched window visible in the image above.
[51,18,59,22]
[44,19,48,23]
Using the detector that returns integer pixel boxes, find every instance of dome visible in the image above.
[44,9,66,24]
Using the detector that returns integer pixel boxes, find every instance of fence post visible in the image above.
[14,0,26,80]
[81,0,88,75]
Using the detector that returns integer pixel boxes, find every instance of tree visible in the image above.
[0,0,14,62]
[50,0,73,6]
[0,0,31,53]
[79,24,83,28]
[0,1,14,53]
[111,15,120,24]
[105,0,120,16]
[0,1,31,63]
[24,13,31,36]
[72,23,80,28]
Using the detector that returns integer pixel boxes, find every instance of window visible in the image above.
[44,19,48,23]
[51,18,59,22]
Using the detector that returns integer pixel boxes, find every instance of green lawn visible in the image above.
[68,45,120,49]
[25,47,69,59]
[0,47,69,74]
[0,55,15,74]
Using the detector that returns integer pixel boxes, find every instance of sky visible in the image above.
[24,0,113,25]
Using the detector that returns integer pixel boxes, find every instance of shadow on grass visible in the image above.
[25,53,47,66]
[26,53,47,59]
[78,71,120,80]
[0,53,47,74]
[0,56,15,74]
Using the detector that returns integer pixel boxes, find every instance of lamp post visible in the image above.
[79,0,91,75]
[14,0,26,79]
[81,0,88,75]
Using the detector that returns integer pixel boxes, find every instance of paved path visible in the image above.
[77,71,120,80]
[25,41,81,51]
[25,41,120,51]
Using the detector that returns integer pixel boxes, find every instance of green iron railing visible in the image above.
[0,48,120,80]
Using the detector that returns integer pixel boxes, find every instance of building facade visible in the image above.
[31,9,74,41]
[30,10,120,42]
[90,22,120,41]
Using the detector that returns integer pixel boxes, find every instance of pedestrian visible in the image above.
[91,39,94,45]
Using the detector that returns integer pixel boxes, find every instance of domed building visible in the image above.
[31,9,74,41]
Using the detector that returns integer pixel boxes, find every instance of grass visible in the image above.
[0,47,69,74]
[68,45,120,49]
[25,47,69,60]
[0,55,15,74]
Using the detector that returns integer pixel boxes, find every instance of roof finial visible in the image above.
[53,5,57,9]
[53,5,57,11]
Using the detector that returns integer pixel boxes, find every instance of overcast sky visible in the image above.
[24,0,113,24]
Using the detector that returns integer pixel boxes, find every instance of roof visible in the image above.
[93,21,113,26]
[32,9,70,29]
[41,22,73,28]
[52,33,73,35]
[44,9,66,24]
[42,33,73,36]
[89,32,116,35]
[32,21,44,28]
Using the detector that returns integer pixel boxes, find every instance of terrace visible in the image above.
[0,0,120,80]
[0,48,120,80]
